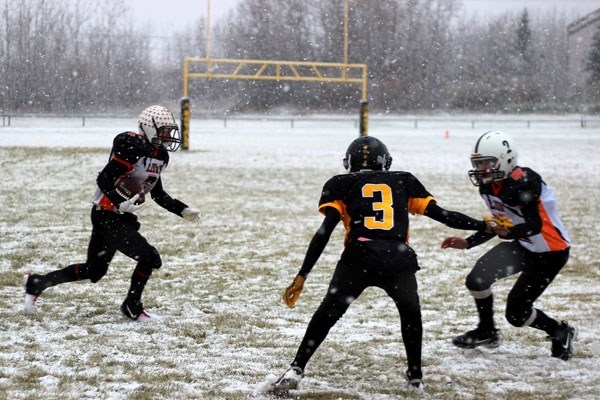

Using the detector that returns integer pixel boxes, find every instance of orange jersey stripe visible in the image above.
[537,202,569,251]
[112,155,134,171]
[408,196,434,215]
[319,200,351,245]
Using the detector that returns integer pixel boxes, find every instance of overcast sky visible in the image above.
[128,0,599,27]
[462,0,598,19]
[128,0,239,25]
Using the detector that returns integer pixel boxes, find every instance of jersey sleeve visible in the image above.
[96,159,130,206]
[317,177,349,235]
[317,176,344,215]
[112,131,152,165]
[507,167,542,205]
[405,173,435,215]
[500,168,544,239]
[95,132,152,208]
[318,200,344,216]
[151,176,189,216]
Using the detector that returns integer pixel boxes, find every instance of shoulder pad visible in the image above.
[113,132,152,163]
[509,167,525,181]
[508,167,542,201]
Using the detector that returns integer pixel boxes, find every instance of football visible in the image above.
[115,175,145,204]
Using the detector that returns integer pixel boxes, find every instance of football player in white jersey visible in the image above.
[441,130,576,360]
[24,105,200,321]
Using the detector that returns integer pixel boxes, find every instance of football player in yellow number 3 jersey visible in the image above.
[270,135,493,395]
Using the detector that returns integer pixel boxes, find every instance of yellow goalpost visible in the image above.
[180,0,368,150]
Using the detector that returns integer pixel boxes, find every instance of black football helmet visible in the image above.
[343,136,392,172]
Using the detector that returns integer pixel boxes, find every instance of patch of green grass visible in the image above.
[1,136,599,400]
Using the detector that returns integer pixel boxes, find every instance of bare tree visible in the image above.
[0,0,589,114]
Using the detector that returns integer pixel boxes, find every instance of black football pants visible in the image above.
[291,242,422,379]
[83,207,160,283]
[40,207,160,296]
[465,241,569,329]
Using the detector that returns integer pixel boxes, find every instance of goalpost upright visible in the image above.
[180,0,369,150]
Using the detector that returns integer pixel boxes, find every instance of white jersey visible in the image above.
[480,167,570,253]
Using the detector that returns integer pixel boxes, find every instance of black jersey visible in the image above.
[92,131,186,215]
[318,170,434,245]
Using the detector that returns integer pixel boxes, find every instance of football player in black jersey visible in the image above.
[24,105,200,321]
[441,130,575,360]
[269,136,492,395]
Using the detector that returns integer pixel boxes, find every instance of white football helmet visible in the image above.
[138,105,181,151]
[468,130,518,186]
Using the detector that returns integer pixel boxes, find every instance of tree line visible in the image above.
[1,0,599,114]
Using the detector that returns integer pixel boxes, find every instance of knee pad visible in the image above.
[465,271,489,292]
[505,309,527,327]
[84,262,110,283]
[138,246,162,270]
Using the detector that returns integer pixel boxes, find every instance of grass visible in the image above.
[0,124,599,399]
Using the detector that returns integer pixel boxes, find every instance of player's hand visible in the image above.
[283,275,305,308]
[495,215,514,229]
[118,194,145,214]
[483,215,513,236]
[182,207,200,222]
[441,236,468,249]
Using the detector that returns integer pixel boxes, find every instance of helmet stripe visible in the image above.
[474,130,493,153]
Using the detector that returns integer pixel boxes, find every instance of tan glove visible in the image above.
[283,275,305,308]
[483,215,514,236]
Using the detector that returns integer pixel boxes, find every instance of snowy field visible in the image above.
[0,116,599,400]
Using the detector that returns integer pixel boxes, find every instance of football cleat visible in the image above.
[406,370,425,390]
[453,327,501,349]
[269,366,303,396]
[120,298,157,322]
[136,309,158,322]
[551,321,577,361]
[23,274,43,313]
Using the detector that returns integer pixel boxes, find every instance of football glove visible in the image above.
[182,207,200,222]
[483,215,514,236]
[118,194,145,214]
[283,275,305,308]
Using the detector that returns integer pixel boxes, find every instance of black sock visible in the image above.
[127,264,151,301]
[529,309,560,335]
[475,295,495,330]
[42,263,83,290]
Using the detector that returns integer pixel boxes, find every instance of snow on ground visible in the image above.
[0,115,599,399]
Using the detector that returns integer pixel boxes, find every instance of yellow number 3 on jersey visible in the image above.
[362,183,394,230]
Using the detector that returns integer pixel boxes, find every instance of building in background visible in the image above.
[567,8,600,105]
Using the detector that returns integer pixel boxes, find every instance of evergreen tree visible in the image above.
[516,8,532,63]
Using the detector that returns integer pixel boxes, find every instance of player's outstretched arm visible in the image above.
[150,177,199,221]
[282,207,340,308]
[424,201,486,231]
